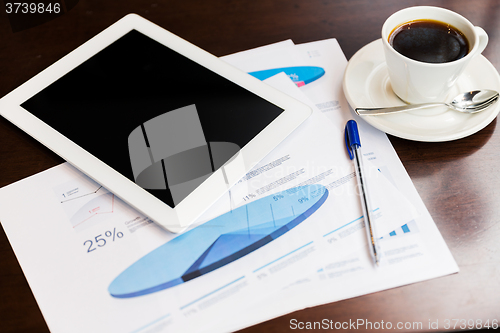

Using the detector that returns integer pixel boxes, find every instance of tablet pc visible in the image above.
[0,14,311,233]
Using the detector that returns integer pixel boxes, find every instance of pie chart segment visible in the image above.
[109,184,328,298]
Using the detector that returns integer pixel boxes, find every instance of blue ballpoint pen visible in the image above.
[344,120,380,266]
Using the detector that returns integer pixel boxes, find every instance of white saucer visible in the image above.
[342,39,500,142]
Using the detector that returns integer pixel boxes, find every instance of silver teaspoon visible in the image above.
[355,90,499,116]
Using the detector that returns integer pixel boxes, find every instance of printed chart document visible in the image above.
[0,40,458,333]
[213,38,459,332]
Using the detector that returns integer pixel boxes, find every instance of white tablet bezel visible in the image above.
[0,14,311,233]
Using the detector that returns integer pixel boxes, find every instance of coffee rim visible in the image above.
[381,6,482,67]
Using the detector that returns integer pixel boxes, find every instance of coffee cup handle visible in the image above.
[474,26,488,55]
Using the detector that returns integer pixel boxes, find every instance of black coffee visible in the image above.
[389,19,469,63]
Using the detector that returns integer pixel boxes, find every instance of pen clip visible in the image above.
[344,129,354,160]
[344,120,361,160]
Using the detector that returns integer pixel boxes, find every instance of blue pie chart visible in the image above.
[109,184,328,298]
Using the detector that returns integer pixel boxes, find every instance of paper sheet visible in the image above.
[212,39,459,331]
[0,39,458,333]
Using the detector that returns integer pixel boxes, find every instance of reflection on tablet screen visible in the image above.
[128,104,240,206]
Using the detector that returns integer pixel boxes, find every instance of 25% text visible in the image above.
[84,227,124,253]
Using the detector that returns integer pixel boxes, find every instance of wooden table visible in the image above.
[1,0,499,332]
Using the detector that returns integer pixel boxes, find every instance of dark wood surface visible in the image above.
[1,0,499,332]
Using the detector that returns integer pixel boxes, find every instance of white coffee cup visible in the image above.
[382,6,488,104]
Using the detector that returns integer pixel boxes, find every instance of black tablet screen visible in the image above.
[21,30,284,207]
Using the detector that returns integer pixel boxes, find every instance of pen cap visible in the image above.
[344,120,361,160]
